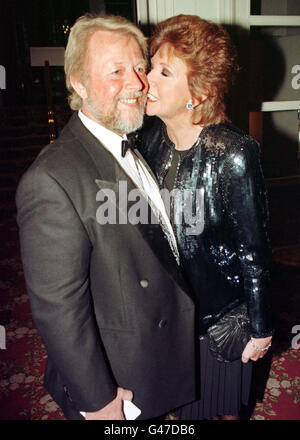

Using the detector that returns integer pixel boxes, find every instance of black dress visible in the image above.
[165,148,253,420]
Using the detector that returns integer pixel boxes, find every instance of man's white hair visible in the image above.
[64,14,148,110]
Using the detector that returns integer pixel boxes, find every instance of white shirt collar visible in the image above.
[78,110,127,161]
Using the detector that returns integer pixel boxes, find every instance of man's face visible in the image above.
[75,30,148,135]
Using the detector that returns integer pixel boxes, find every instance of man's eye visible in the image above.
[112,70,121,75]
[136,66,146,73]
[161,70,169,77]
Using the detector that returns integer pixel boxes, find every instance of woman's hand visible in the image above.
[241,336,272,363]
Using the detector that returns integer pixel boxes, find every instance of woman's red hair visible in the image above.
[149,14,239,126]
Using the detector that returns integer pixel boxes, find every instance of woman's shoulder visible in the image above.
[138,116,163,140]
[201,123,259,158]
[137,116,165,157]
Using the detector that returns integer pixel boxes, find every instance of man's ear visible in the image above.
[70,74,88,100]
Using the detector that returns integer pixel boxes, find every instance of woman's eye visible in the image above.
[161,70,169,77]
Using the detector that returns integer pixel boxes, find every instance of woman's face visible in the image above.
[146,44,194,123]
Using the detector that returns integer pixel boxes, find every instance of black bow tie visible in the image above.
[121,132,138,158]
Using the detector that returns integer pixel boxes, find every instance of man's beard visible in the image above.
[85,92,146,134]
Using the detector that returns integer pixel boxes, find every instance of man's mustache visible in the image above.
[116,91,145,101]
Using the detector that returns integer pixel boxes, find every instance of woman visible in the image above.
[139,15,273,420]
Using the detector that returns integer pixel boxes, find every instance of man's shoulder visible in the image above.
[16,117,94,195]
[21,135,77,179]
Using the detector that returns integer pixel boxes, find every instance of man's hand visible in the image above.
[85,387,133,420]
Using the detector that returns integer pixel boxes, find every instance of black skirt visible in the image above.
[175,336,253,420]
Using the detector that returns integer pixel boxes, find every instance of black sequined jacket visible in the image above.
[138,117,273,338]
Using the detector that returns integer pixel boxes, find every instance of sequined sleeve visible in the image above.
[221,138,273,337]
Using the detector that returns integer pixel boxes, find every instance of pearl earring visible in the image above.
[186,101,194,110]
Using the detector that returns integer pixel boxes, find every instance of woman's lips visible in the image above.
[147,93,158,102]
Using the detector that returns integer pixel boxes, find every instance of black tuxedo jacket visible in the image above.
[16,113,196,419]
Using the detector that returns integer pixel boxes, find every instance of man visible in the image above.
[16,14,196,420]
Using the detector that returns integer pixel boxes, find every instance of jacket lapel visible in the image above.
[114,161,189,292]
[65,113,189,292]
